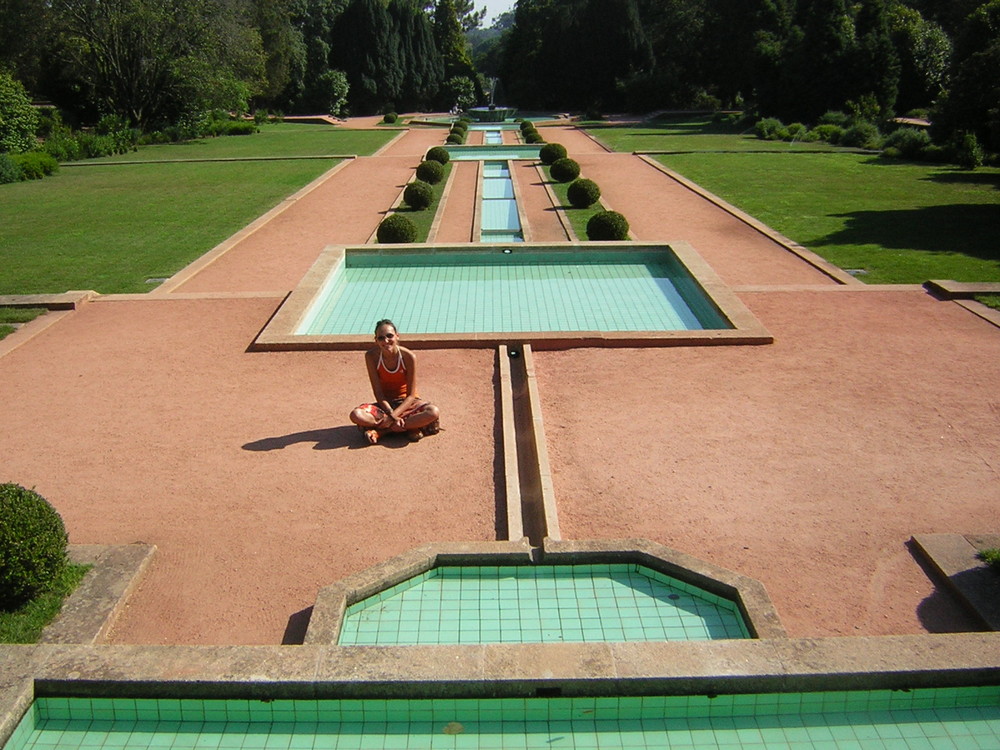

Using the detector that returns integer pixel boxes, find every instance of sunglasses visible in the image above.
[376,333,396,341]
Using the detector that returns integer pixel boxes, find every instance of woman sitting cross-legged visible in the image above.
[349,319,440,444]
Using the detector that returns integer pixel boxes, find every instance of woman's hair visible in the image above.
[374,319,397,334]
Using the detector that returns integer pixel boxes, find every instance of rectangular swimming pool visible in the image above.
[297,249,727,335]
[8,687,999,750]
[253,243,772,350]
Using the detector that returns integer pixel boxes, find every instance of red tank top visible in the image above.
[377,351,408,401]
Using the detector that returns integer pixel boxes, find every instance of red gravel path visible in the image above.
[1,118,996,644]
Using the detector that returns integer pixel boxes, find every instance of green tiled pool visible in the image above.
[480,161,523,242]
[295,248,730,335]
[8,687,999,750]
[445,144,541,160]
[339,564,750,645]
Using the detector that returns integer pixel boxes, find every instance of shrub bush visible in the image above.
[566,178,601,208]
[425,146,450,165]
[519,120,534,133]
[0,153,22,184]
[586,210,630,241]
[0,72,39,154]
[403,180,434,210]
[754,117,787,140]
[450,121,467,134]
[383,112,398,124]
[12,152,58,179]
[956,133,984,169]
[0,483,68,610]
[549,157,580,183]
[883,127,931,160]
[525,131,545,144]
[415,159,445,184]
[41,128,82,161]
[818,110,850,127]
[811,124,844,144]
[446,133,463,145]
[840,121,882,149]
[539,142,567,165]
[786,122,808,140]
[377,214,417,243]
[978,548,1000,571]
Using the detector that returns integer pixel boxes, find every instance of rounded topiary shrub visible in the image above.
[586,210,630,241]
[377,214,417,243]
[446,133,463,145]
[539,142,567,165]
[566,178,601,208]
[425,146,450,165]
[415,159,445,184]
[519,120,534,133]
[525,132,545,145]
[0,483,68,610]
[549,157,580,183]
[403,180,434,210]
[382,112,398,124]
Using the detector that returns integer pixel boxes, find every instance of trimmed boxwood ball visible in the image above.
[403,180,434,210]
[539,142,567,165]
[525,132,545,144]
[382,112,398,124]
[425,146,450,165]
[0,483,68,610]
[566,177,601,208]
[377,213,417,243]
[549,157,580,183]
[519,120,534,132]
[586,210,630,241]
[446,133,463,144]
[415,159,445,184]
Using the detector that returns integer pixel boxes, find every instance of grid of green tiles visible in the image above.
[338,564,750,646]
[7,687,999,750]
[296,250,729,335]
[480,161,524,243]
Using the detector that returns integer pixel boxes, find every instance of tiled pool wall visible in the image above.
[338,564,751,646]
[8,687,1000,750]
[479,161,524,243]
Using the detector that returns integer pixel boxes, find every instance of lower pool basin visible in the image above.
[9,687,999,750]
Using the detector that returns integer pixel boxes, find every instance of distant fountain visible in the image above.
[467,77,516,122]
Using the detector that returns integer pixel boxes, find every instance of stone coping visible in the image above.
[911,534,1000,630]
[39,545,156,646]
[3,542,999,746]
[250,242,773,351]
[0,291,97,311]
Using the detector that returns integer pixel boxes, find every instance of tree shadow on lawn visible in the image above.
[810,204,1000,264]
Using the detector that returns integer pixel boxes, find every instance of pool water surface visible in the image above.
[296,248,730,336]
[9,687,999,750]
[338,564,750,645]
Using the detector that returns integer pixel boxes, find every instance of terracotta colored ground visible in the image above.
[2,120,996,644]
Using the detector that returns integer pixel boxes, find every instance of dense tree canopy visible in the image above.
[0,0,997,146]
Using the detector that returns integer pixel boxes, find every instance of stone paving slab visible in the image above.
[911,534,1000,630]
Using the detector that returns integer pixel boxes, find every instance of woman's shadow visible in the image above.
[243,426,360,452]
[242,425,412,451]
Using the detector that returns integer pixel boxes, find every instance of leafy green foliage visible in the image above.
[566,177,601,208]
[539,142,567,165]
[403,179,434,209]
[0,154,22,184]
[0,72,39,154]
[0,562,90,643]
[883,127,932,159]
[377,213,417,242]
[977,547,1000,571]
[0,484,68,611]
[11,152,58,180]
[415,159,445,184]
[586,210,629,240]
[383,112,398,123]
[549,157,580,183]
[425,146,450,164]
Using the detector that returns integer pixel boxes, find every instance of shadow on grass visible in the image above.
[925,170,1000,190]
[812,204,1000,263]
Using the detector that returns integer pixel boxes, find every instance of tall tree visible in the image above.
[331,0,403,113]
[390,0,443,110]
[889,3,951,113]
[852,0,900,119]
[434,0,474,80]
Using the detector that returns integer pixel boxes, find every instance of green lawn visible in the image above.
[0,125,394,295]
[390,163,453,242]
[587,121,1000,284]
[0,563,90,643]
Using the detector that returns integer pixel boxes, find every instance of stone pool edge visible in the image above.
[250,241,774,351]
